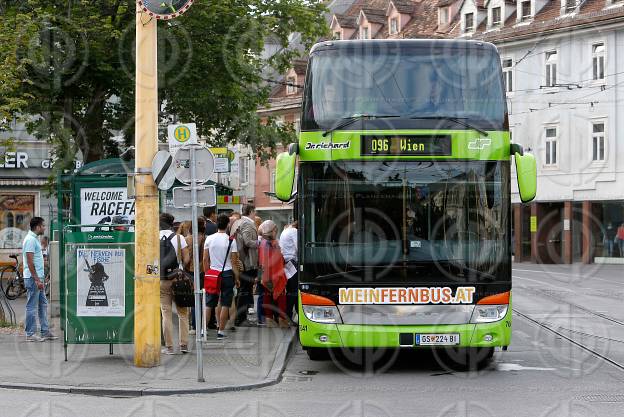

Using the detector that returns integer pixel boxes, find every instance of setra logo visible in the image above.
[468,138,492,150]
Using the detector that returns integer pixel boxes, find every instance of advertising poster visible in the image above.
[76,248,126,317]
[80,187,135,231]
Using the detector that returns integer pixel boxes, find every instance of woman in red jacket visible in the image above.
[258,220,288,328]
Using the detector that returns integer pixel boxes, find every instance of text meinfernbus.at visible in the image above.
[274,40,537,366]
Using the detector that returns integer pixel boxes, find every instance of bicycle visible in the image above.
[0,254,50,300]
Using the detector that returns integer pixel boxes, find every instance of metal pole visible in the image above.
[134,6,161,368]
[190,144,205,382]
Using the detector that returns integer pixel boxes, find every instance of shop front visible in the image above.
[513,200,624,264]
[0,144,80,259]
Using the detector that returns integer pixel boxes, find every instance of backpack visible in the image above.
[160,233,179,279]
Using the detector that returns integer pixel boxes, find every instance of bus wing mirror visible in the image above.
[275,151,297,202]
[514,152,537,203]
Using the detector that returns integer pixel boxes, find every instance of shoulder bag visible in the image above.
[172,235,195,307]
[204,235,234,295]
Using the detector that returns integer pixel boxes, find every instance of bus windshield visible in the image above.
[302,43,506,131]
[301,161,510,285]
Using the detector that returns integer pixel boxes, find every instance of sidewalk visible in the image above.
[0,323,296,396]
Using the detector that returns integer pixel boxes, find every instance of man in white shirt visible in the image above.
[279,221,298,322]
[159,213,190,354]
[203,214,240,339]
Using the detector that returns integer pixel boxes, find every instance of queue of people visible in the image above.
[158,204,298,353]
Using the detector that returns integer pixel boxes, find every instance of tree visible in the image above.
[0,0,328,166]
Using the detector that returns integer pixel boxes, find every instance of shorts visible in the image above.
[205,271,235,308]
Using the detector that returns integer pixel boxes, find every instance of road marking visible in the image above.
[497,363,555,372]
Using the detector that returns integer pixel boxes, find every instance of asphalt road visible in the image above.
[0,264,623,417]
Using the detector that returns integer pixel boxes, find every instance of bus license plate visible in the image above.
[415,334,460,346]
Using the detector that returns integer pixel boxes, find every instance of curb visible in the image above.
[0,328,297,397]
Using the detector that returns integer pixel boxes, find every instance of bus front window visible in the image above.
[302,161,510,285]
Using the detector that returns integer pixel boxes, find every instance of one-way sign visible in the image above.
[151,150,176,191]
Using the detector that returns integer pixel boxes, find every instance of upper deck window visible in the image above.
[301,44,506,131]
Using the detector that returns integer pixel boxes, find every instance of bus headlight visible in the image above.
[302,305,342,324]
[470,305,508,323]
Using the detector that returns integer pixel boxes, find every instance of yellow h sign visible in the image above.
[174,126,191,143]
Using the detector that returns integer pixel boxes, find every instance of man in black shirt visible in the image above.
[203,206,218,236]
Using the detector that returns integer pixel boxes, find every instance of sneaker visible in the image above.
[189,329,196,335]
[161,347,175,355]
[180,345,190,354]
[227,326,236,332]
[216,332,227,340]
[26,335,45,342]
[257,321,266,327]
[41,332,58,341]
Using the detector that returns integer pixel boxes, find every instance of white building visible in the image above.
[453,0,624,263]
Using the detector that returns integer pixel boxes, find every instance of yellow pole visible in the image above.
[134,8,161,367]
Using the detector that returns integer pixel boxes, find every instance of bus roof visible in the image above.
[309,39,498,55]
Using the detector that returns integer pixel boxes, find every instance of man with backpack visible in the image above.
[160,213,190,354]
[231,204,259,326]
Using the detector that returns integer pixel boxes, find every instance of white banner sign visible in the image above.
[80,188,135,231]
[76,248,126,317]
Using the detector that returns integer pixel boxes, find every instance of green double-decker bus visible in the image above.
[275,40,536,367]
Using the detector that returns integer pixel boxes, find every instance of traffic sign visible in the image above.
[168,123,198,156]
[172,185,216,209]
[151,151,176,191]
[173,145,214,185]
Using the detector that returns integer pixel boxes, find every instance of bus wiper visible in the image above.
[315,270,366,281]
[407,116,489,137]
[322,114,399,137]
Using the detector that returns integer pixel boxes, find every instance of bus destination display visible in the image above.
[361,135,452,156]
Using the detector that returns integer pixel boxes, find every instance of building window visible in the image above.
[565,0,577,13]
[545,127,558,166]
[270,170,276,195]
[239,157,249,184]
[492,7,502,26]
[0,194,35,249]
[592,122,606,161]
[361,26,369,39]
[464,13,474,32]
[390,17,399,35]
[502,58,513,93]
[439,7,449,25]
[286,76,296,95]
[545,51,558,87]
[333,31,341,40]
[521,1,531,21]
[592,43,605,81]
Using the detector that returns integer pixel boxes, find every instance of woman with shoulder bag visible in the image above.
[258,220,288,328]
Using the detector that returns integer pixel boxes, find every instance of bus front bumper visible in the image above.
[298,305,512,349]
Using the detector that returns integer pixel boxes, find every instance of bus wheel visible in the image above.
[306,348,329,361]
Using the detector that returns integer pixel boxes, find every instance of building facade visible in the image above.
[453,0,624,264]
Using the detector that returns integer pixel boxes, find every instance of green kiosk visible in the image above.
[57,159,233,360]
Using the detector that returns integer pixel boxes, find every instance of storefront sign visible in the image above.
[0,151,82,170]
[80,188,135,228]
[76,248,126,317]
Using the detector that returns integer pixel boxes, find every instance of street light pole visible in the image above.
[134,7,161,368]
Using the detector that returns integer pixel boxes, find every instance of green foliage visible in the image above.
[0,0,328,164]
